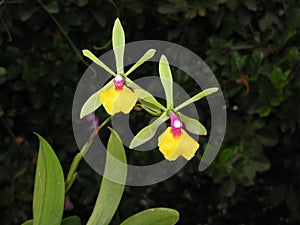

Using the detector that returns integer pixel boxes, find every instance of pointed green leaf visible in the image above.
[112,18,125,74]
[178,112,207,135]
[61,216,81,225]
[126,78,166,111]
[130,113,168,149]
[80,81,114,118]
[33,134,65,225]
[120,208,179,225]
[175,87,219,111]
[82,49,116,76]
[86,128,127,225]
[159,55,173,109]
[124,49,156,76]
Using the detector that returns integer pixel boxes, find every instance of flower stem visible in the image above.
[65,117,111,193]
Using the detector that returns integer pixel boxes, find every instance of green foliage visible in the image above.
[86,129,127,225]
[61,216,81,225]
[120,208,179,225]
[1,0,300,224]
[32,134,65,225]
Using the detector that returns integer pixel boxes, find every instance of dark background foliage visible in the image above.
[1,0,300,224]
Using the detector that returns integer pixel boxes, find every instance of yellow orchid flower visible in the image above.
[100,75,138,115]
[158,112,199,160]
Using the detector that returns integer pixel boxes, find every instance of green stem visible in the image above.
[0,116,17,142]
[0,14,12,42]
[37,0,89,67]
[137,104,162,117]
[65,117,111,193]
[109,0,120,18]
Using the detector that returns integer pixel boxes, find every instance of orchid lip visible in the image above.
[170,112,182,136]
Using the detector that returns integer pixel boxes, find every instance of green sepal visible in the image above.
[159,55,173,109]
[130,112,168,149]
[175,87,219,111]
[112,18,125,75]
[178,112,207,135]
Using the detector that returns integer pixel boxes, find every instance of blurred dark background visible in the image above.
[1,0,300,224]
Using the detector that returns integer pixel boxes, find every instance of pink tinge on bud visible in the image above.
[113,75,125,91]
[170,112,182,137]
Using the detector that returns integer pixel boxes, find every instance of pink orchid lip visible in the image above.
[170,112,182,137]
[113,75,125,90]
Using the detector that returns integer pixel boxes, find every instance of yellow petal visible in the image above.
[113,86,138,114]
[158,127,199,161]
[177,130,199,160]
[100,86,138,115]
[158,127,180,160]
[100,86,120,115]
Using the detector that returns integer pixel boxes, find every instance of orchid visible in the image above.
[100,75,138,115]
[130,55,218,161]
[80,18,162,118]
[158,113,199,160]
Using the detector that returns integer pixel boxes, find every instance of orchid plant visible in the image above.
[22,18,218,225]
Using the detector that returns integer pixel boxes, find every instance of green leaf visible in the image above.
[286,8,300,29]
[126,78,166,111]
[124,49,156,76]
[178,112,207,135]
[33,134,65,225]
[220,178,236,197]
[112,18,125,75]
[86,128,127,225]
[120,208,179,225]
[82,49,116,76]
[80,81,114,118]
[218,147,238,163]
[251,51,264,70]
[61,216,81,225]
[21,220,33,225]
[159,55,173,109]
[231,51,242,72]
[268,67,290,91]
[259,13,282,31]
[130,113,168,149]
[249,158,270,172]
[45,2,60,14]
[242,0,257,11]
[0,66,7,76]
[175,87,219,111]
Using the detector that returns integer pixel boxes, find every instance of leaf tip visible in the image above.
[33,132,42,140]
